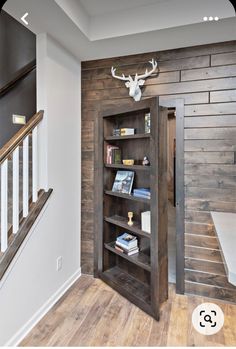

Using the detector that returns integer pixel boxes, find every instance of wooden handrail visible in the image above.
[0,60,36,97]
[0,110,44,164]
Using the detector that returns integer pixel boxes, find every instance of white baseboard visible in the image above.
[5,268,81,347]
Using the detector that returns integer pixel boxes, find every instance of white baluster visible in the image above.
[12,147,19,234]
[1,160,8,252]
[23,136,29,217]
[32,127,38,202]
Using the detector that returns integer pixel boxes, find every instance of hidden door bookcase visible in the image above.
[94,97,168,320]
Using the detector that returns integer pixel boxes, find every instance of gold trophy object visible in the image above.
[127,212,134,226]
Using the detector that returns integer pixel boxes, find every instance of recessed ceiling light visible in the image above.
[203,16,220,22]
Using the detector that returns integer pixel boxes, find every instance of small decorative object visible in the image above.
[111,59,158,102]
[142,156,150,166]
[127,212,134,226]
[141,211,151,233]
[145,113,151,134]
[123,159,134,166]
[112,171,134,194]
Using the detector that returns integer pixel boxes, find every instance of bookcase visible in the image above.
[95,97,168,320]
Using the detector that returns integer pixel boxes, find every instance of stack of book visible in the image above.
[115,233,139,256]
[112,128,120,136]
[133,188,151,199]
[106,145,121,164]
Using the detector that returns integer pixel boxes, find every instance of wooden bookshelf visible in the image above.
[95,98,168,320]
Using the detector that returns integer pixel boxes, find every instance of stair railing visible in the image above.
[0,111,43,252]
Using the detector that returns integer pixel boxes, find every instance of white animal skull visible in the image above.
[111,59,158,102]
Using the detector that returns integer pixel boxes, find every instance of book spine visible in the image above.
[115,245,124,253]
[133,193,151,199]
[116,241,137,250]
[106,146,111,164]
[133,190,151,195]
[115,244,139,255]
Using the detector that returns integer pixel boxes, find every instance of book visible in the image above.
[112,171,134,194]
[116,232,137,244]
[116,232,138,250]
[106,145,121,164]
[133,188,151,199]
[116,240,138,250]
[133,188,150,194]
[120,128,135,136]
[115,245,139,256]
[112,148,121,164]
[145,113,151,134]
[133,193,151,199]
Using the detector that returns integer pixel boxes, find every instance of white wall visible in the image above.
[0,34,81,346]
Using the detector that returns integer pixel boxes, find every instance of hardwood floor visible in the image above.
[21,275,236,347]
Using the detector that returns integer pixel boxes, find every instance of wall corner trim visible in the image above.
[4,268,81,347]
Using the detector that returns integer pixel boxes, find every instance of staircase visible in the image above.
[0,111,52,280]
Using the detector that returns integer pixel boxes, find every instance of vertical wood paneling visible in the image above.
[81,41,236,301]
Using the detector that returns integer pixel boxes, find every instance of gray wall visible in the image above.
[0,10,36,148]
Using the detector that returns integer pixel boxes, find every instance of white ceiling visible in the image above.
[3,0,236,61]
[79,0,165,16]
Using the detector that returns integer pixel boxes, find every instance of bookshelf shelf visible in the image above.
[105,190,150,204]
[105,133,150,141]
[95,98,168,320]
[105,164,150,171]
[104,215,151,239]
[101,266,152,315]
[104,242,151,272]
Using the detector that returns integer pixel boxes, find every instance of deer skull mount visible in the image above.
[111,59,158,102]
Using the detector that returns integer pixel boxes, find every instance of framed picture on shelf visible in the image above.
[112,170,134,194]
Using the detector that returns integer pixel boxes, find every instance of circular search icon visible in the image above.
[192,303,224,335]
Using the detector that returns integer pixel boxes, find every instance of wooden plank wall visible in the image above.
[81,41,236,302]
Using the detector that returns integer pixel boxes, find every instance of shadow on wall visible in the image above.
[0,10,36,148]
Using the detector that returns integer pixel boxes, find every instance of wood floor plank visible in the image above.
[20,276,96,347]
[21,275,236,347]
[121,307,153,346]
[166,293,189,346]
[147,285,174,346]
[186,294,206,347]
[88,293,134,347]
[67,286,115,346]
[224,304,236,346]
[46,279,103,346]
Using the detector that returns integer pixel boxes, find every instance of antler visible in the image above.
[111,67,132,81]
[135,59,158,80]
